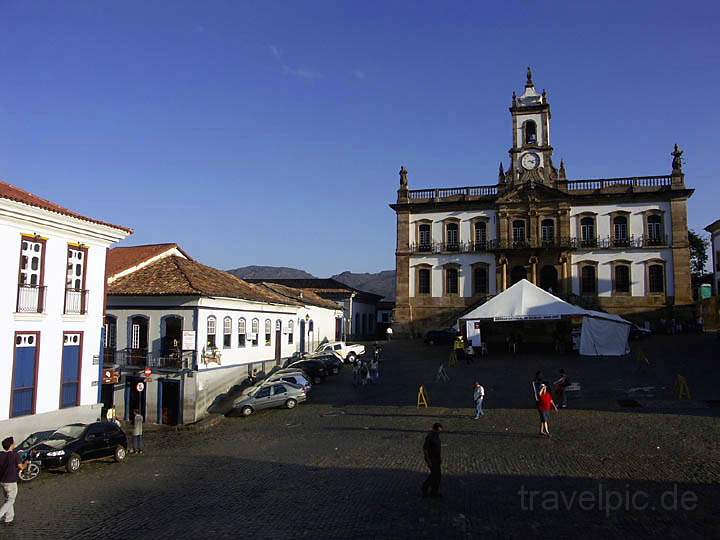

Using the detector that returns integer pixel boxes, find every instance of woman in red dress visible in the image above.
[537,384,558,437]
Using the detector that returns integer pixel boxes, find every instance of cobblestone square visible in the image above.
[6,334,720,539]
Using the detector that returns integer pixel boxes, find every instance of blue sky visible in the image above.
[1,1,718,276]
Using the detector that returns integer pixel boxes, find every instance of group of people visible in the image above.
[352,344,382,387]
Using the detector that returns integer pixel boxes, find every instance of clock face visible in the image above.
[521,152,540,170]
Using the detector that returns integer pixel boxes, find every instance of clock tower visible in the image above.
[506,67,558,186]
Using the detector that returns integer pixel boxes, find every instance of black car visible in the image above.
[285,359,328,384]
[424,328,457,345]
[29,422,128,473]
[15,430,54,481]
[306,353,343,375]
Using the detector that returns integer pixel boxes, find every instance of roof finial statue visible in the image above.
[498,162,505,182]
[511,90,517,106]
[671,144,684,173]
[525,66,534,88]
[399,166,408,187]
[558,159,566,179]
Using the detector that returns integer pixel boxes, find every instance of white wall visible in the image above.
[0,200,128,435]
[409,253,497,298]
[570,202,672,239]
[351,300,377,338]
[409,210,497,245]
[711,231,720,294]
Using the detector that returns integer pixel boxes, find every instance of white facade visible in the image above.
[707,221,720,295]
[0,196,129,443]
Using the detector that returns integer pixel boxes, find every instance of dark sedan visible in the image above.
[29,422,128,473]
[284,359,328,384]
[306,353,343,375]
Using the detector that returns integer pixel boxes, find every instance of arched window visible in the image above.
[512,220,526,244]
[206,316,217,348]
[251,318,259,347]
[647,214,663,244]
[418,267,431,295]
[238,318,246,347]
[613,216,629,246]
[445,222,459,251]
[223,316,232,348]
[580,217,596,246]
[525,120,537,145]
[541,219,555,245]
[581,266,597,295]
[473,265,488,295]
[474,221,487,248]
[418,223,432,252]
[614,264,630,294]
[648,264,665,293]
[308,320,314,333]
[264,319,272,346]
[445,267,459,295]
[288,320,294,344]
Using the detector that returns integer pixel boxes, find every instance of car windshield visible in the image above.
[50,425,86,441]
[16,431,54,451]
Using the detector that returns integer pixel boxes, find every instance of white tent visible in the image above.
[459,279,631,356]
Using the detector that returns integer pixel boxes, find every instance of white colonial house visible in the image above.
[706,219,720,296]
[0,180,131,443]
[104,244,343,425]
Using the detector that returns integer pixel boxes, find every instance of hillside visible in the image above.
[331,270,396,301]
[227,265,316,280]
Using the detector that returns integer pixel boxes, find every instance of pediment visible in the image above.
[497,180,568,204]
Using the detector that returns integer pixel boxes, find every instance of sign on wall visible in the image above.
[182,330,196,350]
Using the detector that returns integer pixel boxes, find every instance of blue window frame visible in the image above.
[61,333,82,408]
[12,333,39,417]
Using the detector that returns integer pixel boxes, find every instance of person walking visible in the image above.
[553,369,569,408]
[421,423,443,498]
[359,362,369,388]
[0,437,28,527]
[352,362,360,388]
[370,357,380,383]
[465,344,475,365]
[473,382,485,418]
[386,326,393,341]
[131,410,144,454]
[537,384,558,437]
[453,335,465,363]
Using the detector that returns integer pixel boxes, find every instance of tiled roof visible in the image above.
[107,243,191,279]
[0,180,132,233]
[108,255,299,305]
[258,282,342,310]
[247,278,383,300]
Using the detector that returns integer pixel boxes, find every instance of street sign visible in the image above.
[102,369,120,384]
[136,382,145,392]
[144,367,152,378]
[182,330,196,350]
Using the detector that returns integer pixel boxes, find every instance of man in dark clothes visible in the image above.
[421,423,443,498]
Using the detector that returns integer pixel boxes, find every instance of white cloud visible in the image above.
[269,45,282,59]
[353,70,366,80]
[282,65,324,79]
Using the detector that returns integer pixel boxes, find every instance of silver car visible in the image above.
[233,382,307,417]
[264,371,312,392]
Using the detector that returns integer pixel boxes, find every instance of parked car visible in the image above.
[28,422,128,473]
[15,430,54,481]
[233,382,307,417]
[263,370,313,392]
[306,352,343,375]
[424,328,457,345]
[315,341,366,364]
[285,359,328,383]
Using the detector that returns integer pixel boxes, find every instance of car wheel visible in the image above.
[20,462,40,482]
[286,398,297,409]
[241,405,254,417]
[66,453,81,474]
[348,353,356,364]
[113,445,127,463]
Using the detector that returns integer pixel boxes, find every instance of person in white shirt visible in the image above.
[473,382,485,419]
[386,327,393,341]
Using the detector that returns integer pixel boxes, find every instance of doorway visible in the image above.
[274,320,282,365]
[335,318,342,341]
[539,265,559,292]
[159,379,181,426]
[510,265,528,285]
[162,316,183,356]
[124,376,147,420]
[101,383,114,419]
[299,320,306,353]
[129,316,149,366]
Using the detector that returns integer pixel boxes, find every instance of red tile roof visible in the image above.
[0,180,132,233]
[106,243,191,279]
[108,255,300,305]
[257,282,342,310]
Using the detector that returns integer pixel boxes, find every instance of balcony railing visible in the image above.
[411,235,669,253]
[64,288,89,315]
[566,175,673,191]
[407,185,499,201]
[16,284,46,313]
[576,235,669,249]
[110,348,195,371]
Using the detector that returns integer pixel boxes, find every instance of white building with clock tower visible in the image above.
[391,68,694,335]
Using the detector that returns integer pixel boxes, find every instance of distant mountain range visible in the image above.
[227,265,396,301]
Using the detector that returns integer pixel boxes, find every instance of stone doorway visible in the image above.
[510,265,528,285]
[539,265,558,293]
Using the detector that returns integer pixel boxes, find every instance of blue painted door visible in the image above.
[12,334,38,417]
[61,333,82,408]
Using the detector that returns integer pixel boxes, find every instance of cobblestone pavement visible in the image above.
[6,335,720,539]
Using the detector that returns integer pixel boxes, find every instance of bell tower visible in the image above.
[508,67,557,186]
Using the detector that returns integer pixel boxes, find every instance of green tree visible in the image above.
[688,229,709,277]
